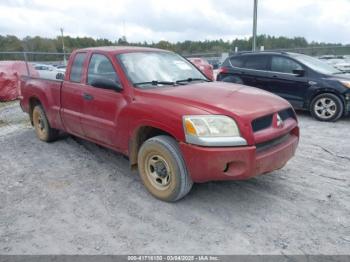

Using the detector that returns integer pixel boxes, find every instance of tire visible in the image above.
[137,135,193,202]
[221,75,243,84]
[32,105,59,142]
[310,93,344,122]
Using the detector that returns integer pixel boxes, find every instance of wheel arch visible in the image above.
[306,88,345,109]
[28,96,43,125]
[128,125,178,170]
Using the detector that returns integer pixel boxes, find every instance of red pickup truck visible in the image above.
[20,46,299,202]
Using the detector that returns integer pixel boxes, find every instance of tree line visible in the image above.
[0,34,349,60]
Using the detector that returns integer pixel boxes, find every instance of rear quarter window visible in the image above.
[70,53,87,83]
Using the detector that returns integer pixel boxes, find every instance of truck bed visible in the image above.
[20,76,64,130]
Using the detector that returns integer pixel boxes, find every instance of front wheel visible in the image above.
[137,135,193,202]
[310,93,344,122]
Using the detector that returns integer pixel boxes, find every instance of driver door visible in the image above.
[266,55,309,108]
[80,53,126,146]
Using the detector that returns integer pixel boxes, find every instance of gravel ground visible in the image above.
[0,101,349,255]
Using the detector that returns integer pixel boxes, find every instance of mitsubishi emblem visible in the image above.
[276,113,283,128]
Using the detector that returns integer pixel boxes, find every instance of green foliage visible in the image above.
[0,34,349,58]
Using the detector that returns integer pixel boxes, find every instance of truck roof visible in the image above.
[78,46,169,54]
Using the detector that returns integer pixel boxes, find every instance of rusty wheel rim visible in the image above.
[144,154,172,191]
[33,109,47,140]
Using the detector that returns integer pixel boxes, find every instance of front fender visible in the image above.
[305,85,345,109]
[130,119,183,142]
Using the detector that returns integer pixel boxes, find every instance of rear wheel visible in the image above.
[137,135,193,202]
[310,93,343,122]
[32,105,59,142]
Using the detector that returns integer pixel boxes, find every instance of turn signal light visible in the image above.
[184,119,197,136]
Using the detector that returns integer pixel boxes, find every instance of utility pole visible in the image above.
[252,0,258,52]
[60,28,67,65]
[123,20,126,39]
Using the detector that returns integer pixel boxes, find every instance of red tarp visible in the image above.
[0,61,38,102]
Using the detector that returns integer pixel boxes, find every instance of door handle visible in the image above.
[83,93,93,101]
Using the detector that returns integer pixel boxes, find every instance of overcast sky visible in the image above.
[0,0,349,44]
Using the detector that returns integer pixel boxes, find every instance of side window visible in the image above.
[243,55,269,70]
[271,56,302,74]
[87,54,119,86]
[229,57,244,67]
[70,53,87,83]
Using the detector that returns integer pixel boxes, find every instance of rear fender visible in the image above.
[24,82,62,129]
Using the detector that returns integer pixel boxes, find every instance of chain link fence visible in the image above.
[0,52,69,101]
[0,51,70,77]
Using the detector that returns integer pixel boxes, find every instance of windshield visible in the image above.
[117,51,207,88]
[293,54,342,75]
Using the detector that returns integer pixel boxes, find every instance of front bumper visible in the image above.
[180,129,299,183]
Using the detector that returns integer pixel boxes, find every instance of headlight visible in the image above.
[183,115,247,147]
[340,80,350,89]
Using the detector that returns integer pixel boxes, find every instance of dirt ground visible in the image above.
[0,101,349,255]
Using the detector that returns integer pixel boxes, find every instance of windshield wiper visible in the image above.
[175,78,210,84]
[133,78,210,87]
[333,72,347,75]
[134,80,176,87]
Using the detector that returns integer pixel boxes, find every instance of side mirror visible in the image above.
[293,69,305,77]
[90,78,122,92]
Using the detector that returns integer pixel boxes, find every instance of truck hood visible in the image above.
[141,82,291,120]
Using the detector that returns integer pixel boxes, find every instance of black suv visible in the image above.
[217,52,350,121]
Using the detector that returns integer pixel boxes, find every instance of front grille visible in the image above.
[279,107,296,121]
[251,107,296,132]
[256,133,291,152]
[252,115,273,132]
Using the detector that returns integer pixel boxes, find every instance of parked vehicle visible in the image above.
[20,47,299,201]
[188,57,214,80]
[33,63,65,80]
[55,65,67,80]
[321,58,350,73]
[333,61,350,73]
[56,65,67,71]
[207,58,221,70]
[217,52,350,121]
[319,55,344,60]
